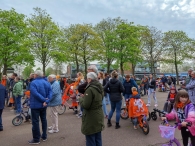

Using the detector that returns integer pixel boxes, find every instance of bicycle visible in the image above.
[12,106,31,126]
[120,98,150,135]
[121,99,151,121]
[159,119,192,146]
[151,108,167,121]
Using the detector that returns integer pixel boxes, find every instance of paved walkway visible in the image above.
[0,90,183,146]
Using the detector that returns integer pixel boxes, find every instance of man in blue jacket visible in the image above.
[0,83,7,131]
[28,70,52,145]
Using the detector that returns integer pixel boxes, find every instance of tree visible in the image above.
[114,22,142,76]
[0,8,33,74]
[22,65,34,79]
[140,26,165,77]
[94,17,124,73]
[45,67,54,76]
[63,24,102,75]
[27,7,61,74]
[163,31,192,84]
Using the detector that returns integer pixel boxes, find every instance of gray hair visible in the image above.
[88,65,98,75]
[87,72,97,80]
[48,74,56,79]
[34,70,43,77]
[188,68,193,71]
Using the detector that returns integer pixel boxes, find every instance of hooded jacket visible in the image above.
[79,80,104,135]
[123,79,138,94]
[104,78,124,102]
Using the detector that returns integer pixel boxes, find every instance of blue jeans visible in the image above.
[147,88,157,104]
[16,95,22,113]
[124,94,132,100]
[86,132,102,146]
[31,108,47,142]
[102,97,108,116]
[108,100,122,123]
[132,118,137,126]
[105,93,110,105]
[0,109,3,130]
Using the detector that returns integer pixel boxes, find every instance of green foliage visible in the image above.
[63,24,102,75]
[114,22,142,75]
[95,17,125,73]
[22,66,34,79]
[45,67,54,76]
[163,30,192,84]
[27,7,62,74]
[140,26,165,76]
[0,8,34,74]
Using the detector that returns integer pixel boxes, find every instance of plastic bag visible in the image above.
[159,125,175,140]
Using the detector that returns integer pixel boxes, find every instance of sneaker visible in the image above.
[134,126,137,130]
[41,138,47,142]
[146,103,151,107]
[48,129,59,133]
[154,104,158,107]
[28,139,40,145]
[48,126,52,130]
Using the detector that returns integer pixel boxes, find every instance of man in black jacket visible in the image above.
[146,74,158,107]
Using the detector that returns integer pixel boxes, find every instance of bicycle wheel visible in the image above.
[151,112,157,121]
[12,116,23,126]
[147,112,151,121]
[57,105,66,115]
[142,120,149,135]
[162,138,181,146]
[120,108,129,119]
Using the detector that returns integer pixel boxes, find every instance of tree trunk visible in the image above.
[120,62,124,76]
[75,54,79,72]
[42,63,46,76]
[107,59,111,73]
[84,59,87,78]
[132,64,136,76]
[3,63,7,75]
[174,48,179,85]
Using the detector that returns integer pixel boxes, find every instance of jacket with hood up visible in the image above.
[104,78,124,102]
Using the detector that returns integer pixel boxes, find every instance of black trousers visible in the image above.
[181,127,195,146]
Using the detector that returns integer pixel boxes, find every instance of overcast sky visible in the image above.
[1,0,195,39]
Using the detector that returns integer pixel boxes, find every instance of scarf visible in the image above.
[1,79,7,86]
[177,101,191,109]
[132,91,138,96]
[170,93,176,99]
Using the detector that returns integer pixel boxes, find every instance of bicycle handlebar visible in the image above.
[153,108,167,115]
[162,119,192,127]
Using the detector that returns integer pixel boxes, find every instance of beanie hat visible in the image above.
[87,72,97,80]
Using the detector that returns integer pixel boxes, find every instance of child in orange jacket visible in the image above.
[129,87,148,129]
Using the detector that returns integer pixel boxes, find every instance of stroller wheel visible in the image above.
[12,116,23,126]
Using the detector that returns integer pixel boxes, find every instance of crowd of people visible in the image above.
[1,67,195,146]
